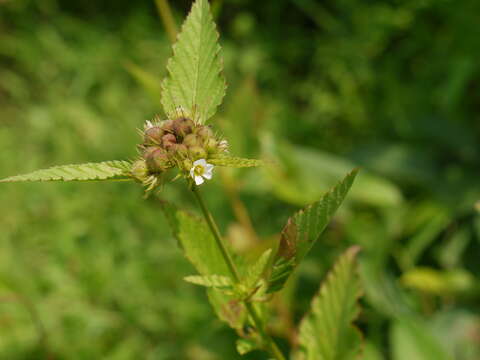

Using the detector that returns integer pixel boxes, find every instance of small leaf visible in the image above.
[243,249,273,290]
[209,156,263,168]
[267,169,358,293]
[0,161,132,183]
[184,274,233,290]
[161,0,226,123]
[295,246,362,360]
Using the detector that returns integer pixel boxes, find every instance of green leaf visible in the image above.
[161,0,226,124]
[184,274,233,290]
[391,319,452,360]
[0,161,132,183]
[267,169,358,293]
[161,202,230,276]
[161,202,246,329]
[295,246,362,360]
[209,156,263,168]
[236,338,260,355]
[243,249,272,290]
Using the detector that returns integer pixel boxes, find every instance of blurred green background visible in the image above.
[1,0,480,359]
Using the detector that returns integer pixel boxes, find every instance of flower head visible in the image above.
[190,159,214,185]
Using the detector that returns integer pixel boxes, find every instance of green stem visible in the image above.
[191,186,286,360]
[154,0,178,44]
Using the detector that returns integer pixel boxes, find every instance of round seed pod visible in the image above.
[146,148,170,172]
[173,117,194,137]
[144,126,164,145]
[142,145,159,159]
[161,119,175,133]
[183,133,199,147]
[205,138,218,153]
[169,143,189,158]
[161,133,177,149]
[196,125,214,140]
[188,145,207,160]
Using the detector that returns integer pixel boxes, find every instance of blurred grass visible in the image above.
[1,0,480,359]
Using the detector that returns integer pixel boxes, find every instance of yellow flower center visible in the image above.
[193,165,204,176]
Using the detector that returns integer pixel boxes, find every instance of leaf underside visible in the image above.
[0,161,132,183]
[209,156,263,168]
[295,246,363,360]
[267,169,358,293]
[161,0,226,124]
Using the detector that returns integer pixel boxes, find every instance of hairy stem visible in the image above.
[192,186,286,360]
[154,0,178,44]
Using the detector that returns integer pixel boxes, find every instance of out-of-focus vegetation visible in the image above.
[1,0,479,359]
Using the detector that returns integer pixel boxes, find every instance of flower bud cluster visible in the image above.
[131,115,228,190]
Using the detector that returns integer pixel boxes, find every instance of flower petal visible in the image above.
[205,164,214,172]
[203,172,212,180]
[194,175,205,185]
[194,158,207,167]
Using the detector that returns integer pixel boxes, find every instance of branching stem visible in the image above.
[192,186,286,360]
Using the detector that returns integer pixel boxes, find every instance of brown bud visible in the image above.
[173,117,194,137]
[161,119,175,133]
[161,133,177,149]
[146,148,170,172]
[169,143,188,157]
[142,146,159,158]
[144,126,164,145]
[189,145,207,159]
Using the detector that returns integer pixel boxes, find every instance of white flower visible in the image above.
[190,159,214,185]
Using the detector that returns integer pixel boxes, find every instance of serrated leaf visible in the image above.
[184,274,233,290]
[267,169,358,293]
[0,161,132,183]
[295,246,362,360]
[209,156,263,168]
[161,0,226,123]
[161,201,246,329]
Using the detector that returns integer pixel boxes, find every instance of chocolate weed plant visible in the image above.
[1,1,362,358]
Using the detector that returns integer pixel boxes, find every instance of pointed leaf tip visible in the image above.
[295,246,363,360]
[0,161,132,183]
[161,0,226,124]
[267,169,358,293]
